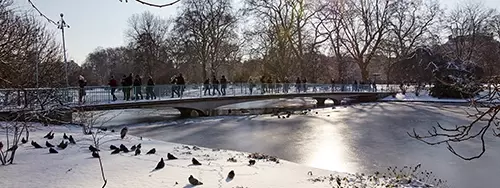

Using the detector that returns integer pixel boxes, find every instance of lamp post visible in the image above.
[57,13,70,87]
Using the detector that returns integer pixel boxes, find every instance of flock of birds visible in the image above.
[25,127,245,186]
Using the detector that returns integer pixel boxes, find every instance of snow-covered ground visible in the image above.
[0,125,434,188]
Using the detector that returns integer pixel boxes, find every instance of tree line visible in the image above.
[2,0,500,88]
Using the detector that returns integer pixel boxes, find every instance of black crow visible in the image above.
[89,145,99,152]
[110,145,118,150]
[192,158,201,165]
[167,153,177,160]
[31,141,43,148]
[45,141,55,148]
[227,170,235,179]
[146,148,156,155]
[188,175,203,185]
[120,127,128,139]
[154,158,165,170]
[119,144,129,153]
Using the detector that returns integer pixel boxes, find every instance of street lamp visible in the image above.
[57,13,70,87]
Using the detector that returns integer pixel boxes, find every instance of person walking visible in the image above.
[125,73,134,101]
[176,73,186,97]
[108,75,118,101]
[220,75,228,96]
[211,75,221,95]
[248,77,255,95]
[78,75,87,104]
[121,75,127,100]
[203,78,211,96]
[170,76,178,98]
[146,76,156,100]
[295,77,301,93]
[133,74,143,100]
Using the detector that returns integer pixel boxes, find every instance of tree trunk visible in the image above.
[360,65,369,81]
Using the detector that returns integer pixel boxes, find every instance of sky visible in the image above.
[15,0,500,65]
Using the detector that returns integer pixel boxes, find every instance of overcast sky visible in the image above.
[15,0,500,65]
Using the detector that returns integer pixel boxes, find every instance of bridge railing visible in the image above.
[0,83,398,110]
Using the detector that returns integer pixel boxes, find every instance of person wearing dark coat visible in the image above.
[78,75,87,104]
[146,76,156,100]
[220,75,228,96]
[211,75,221,95]
[176,73,186,97]
[125,73,134,100]
[203,78,211,96]
[295,77,301,93]
[302,78,307,92]
[108,75,118,101]
[133,75,143,100]
[170,77,178,98]
[121,75,127,100]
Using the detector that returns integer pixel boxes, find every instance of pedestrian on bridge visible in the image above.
[125,73,134,101]
[295,77,301,93]
[211,75,221,96]
[121,75,127,100]
[133,75,143,100]
[108,75,118,101]
[283,77,290,93]
[176,74,186,97]
[78,75,87,104]
[203,78,211,96]
[220,75,227,96]
[146,76,156,100]
[170,76,179,98]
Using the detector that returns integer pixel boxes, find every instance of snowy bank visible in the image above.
[0,125,435,188]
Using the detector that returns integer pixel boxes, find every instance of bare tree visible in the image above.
[119,0,182,8]
[244,0,327,79]
[441,2,497,61]
[126,11,173,77]
[172,0,239,81]
[335,0,395,81]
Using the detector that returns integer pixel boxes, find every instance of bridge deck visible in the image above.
[1,83,398,112]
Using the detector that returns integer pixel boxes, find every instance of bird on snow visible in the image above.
[136,143,142,150]
[249,159,256,166]
[120,127,128,139]
[47,132,54,140]
[45,141,55,148]
[227,170,235,179]
[31,141,43,148]
[192,158,201,165]
[89,145,100,152]
[188,175,203,185]
[134,148,141,156]
[154,158,165,170]
[146,148,156,155]
[43,130,53,138]
[119,144,129,153]
[57,141,68,149]
[130,145,136,151]
[109,145,118,150]
[21,137,27,144]
[63,133,69,140]
[49,148,58,154]
[111,148,120,154]
[92,151,100,158]
[68,135,76,144]
[167,153,177,160]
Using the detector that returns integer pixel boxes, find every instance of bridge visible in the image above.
[0,83,397,120]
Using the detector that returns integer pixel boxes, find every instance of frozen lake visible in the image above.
[102,101,499,188]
